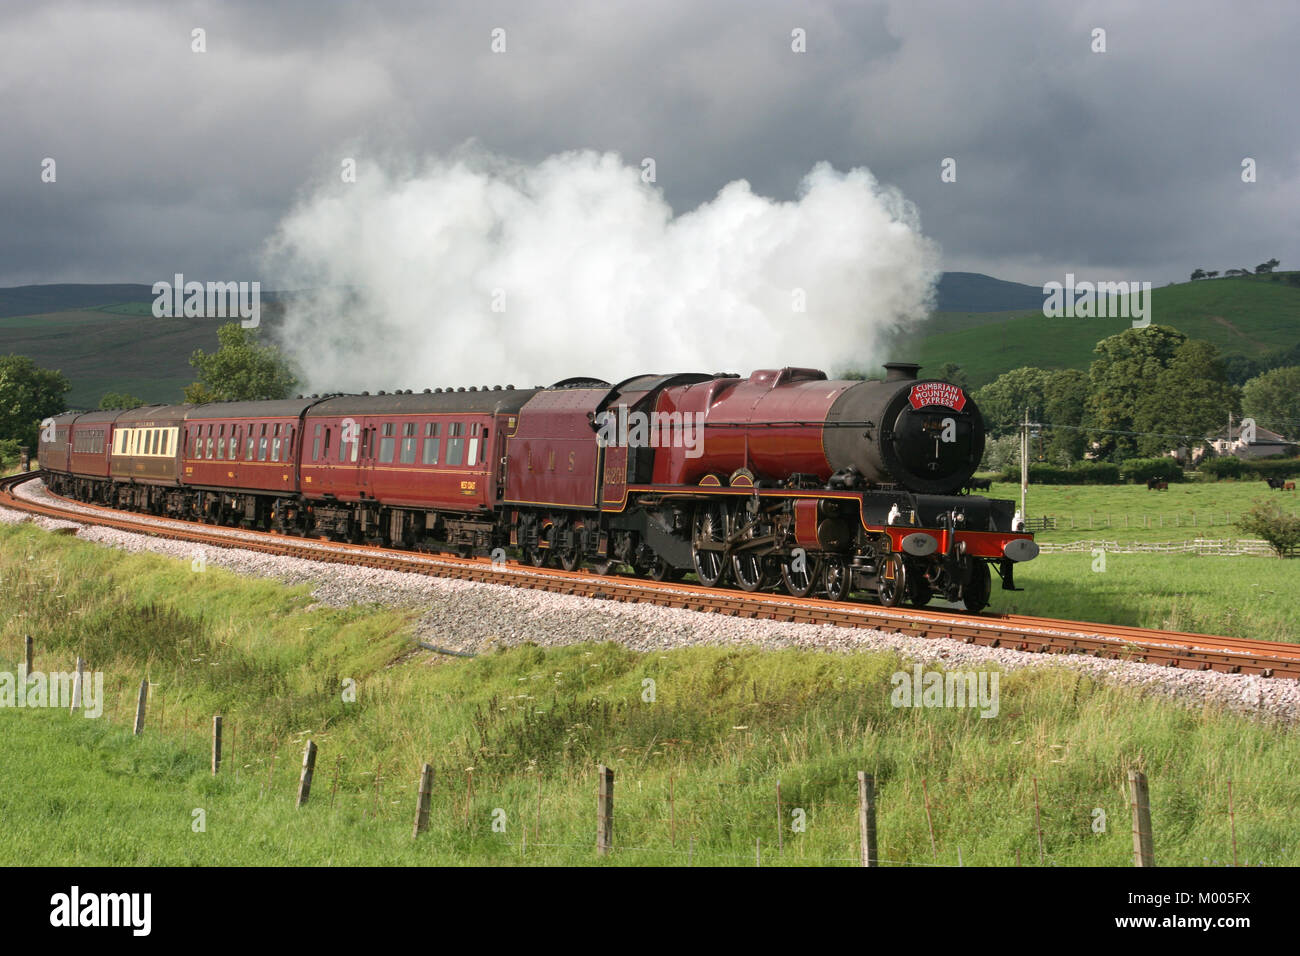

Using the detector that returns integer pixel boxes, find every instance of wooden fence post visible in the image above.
[211,716,222,774]
[1129,769,1155,867]
[133,680,148,735]
[776,780,783,854]
[297,740,318,808]
[858,772,878,867]
[596,764,614,855]
[70,656,84,713]
[921,777,937,860]
[24,635,33,676]
[1033,776,1045,864]
[413,763,434,838]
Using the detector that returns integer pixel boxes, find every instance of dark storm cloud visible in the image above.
[1,0,1296,288]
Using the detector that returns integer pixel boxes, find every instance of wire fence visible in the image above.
[1037,538,1276,555]
[1029,509,1298,534]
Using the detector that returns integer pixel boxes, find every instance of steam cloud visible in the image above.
[263,149,941,392]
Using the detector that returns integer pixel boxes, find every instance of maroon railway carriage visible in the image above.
[301,387,540,548]
[36,415,74,476]
[183,398,316,527]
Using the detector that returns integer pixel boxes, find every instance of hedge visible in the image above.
[997,461,1121,485]
[1116,458,1186,484]
[1199,456,1300,481]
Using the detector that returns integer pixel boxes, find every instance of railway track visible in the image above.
[4,470,1299,680]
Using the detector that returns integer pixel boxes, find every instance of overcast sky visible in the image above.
[2,0,1297,290]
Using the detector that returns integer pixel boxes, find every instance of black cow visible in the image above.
[966,477,992,492]
[1266,477,1285,490]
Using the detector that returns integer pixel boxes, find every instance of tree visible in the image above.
[0,355,71,448]
[98,392,145,410]
[1236,500,1300,557]
[1205,271,1220,279]
[1084,326,1187,460]
[1255,258,1281,275]
[1242,366,1300,441]
[1222,354,1264,387]
[1042,368,1089,463]
[185,323,298,403]
[973,367,1053,437]
[936,362,970,390]
[1131,339,1239,457]
[1190,269,1206,280]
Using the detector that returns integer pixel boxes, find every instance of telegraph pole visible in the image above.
[1020,407,1029,521]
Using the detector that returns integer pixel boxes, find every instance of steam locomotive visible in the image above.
[38,363,1036,611]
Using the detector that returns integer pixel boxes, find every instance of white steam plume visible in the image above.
[263,149,940,392]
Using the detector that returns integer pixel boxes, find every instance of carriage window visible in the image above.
[313,424,322,461]
[379,422,396,463]
[272,423,282,462]
[400,423,417,464]
[323,427,331,460]
[217,424,226,460]
[421,422,441,464]
[258,423,268,461]
[338,425,349,462]
[446,422,465,466]
[467,423,481,466]
[206,425,214,459]
[284,425,293,462]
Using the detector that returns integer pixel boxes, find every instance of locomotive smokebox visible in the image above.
[824,366,984,495]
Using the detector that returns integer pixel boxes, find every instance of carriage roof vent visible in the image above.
[506,384,515,390]
[423,388,431,394]
[362,390,370,395]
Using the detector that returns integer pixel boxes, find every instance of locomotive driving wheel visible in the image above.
[691,502,730,587]
[780,553,820,598]
[877,553,906,607]
[731,550,775,592]
[821,555,851,601]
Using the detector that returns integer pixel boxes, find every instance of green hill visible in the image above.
[0,303,287,410]
[895,274,1300,387]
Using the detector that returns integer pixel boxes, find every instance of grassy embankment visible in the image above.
[1,520,1297,867]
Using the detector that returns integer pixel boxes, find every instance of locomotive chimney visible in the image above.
[883,362,921,382]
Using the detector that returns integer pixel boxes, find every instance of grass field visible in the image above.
[988,479,1300,543]
[1,520,1299,867]
[973,479,1300,641]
